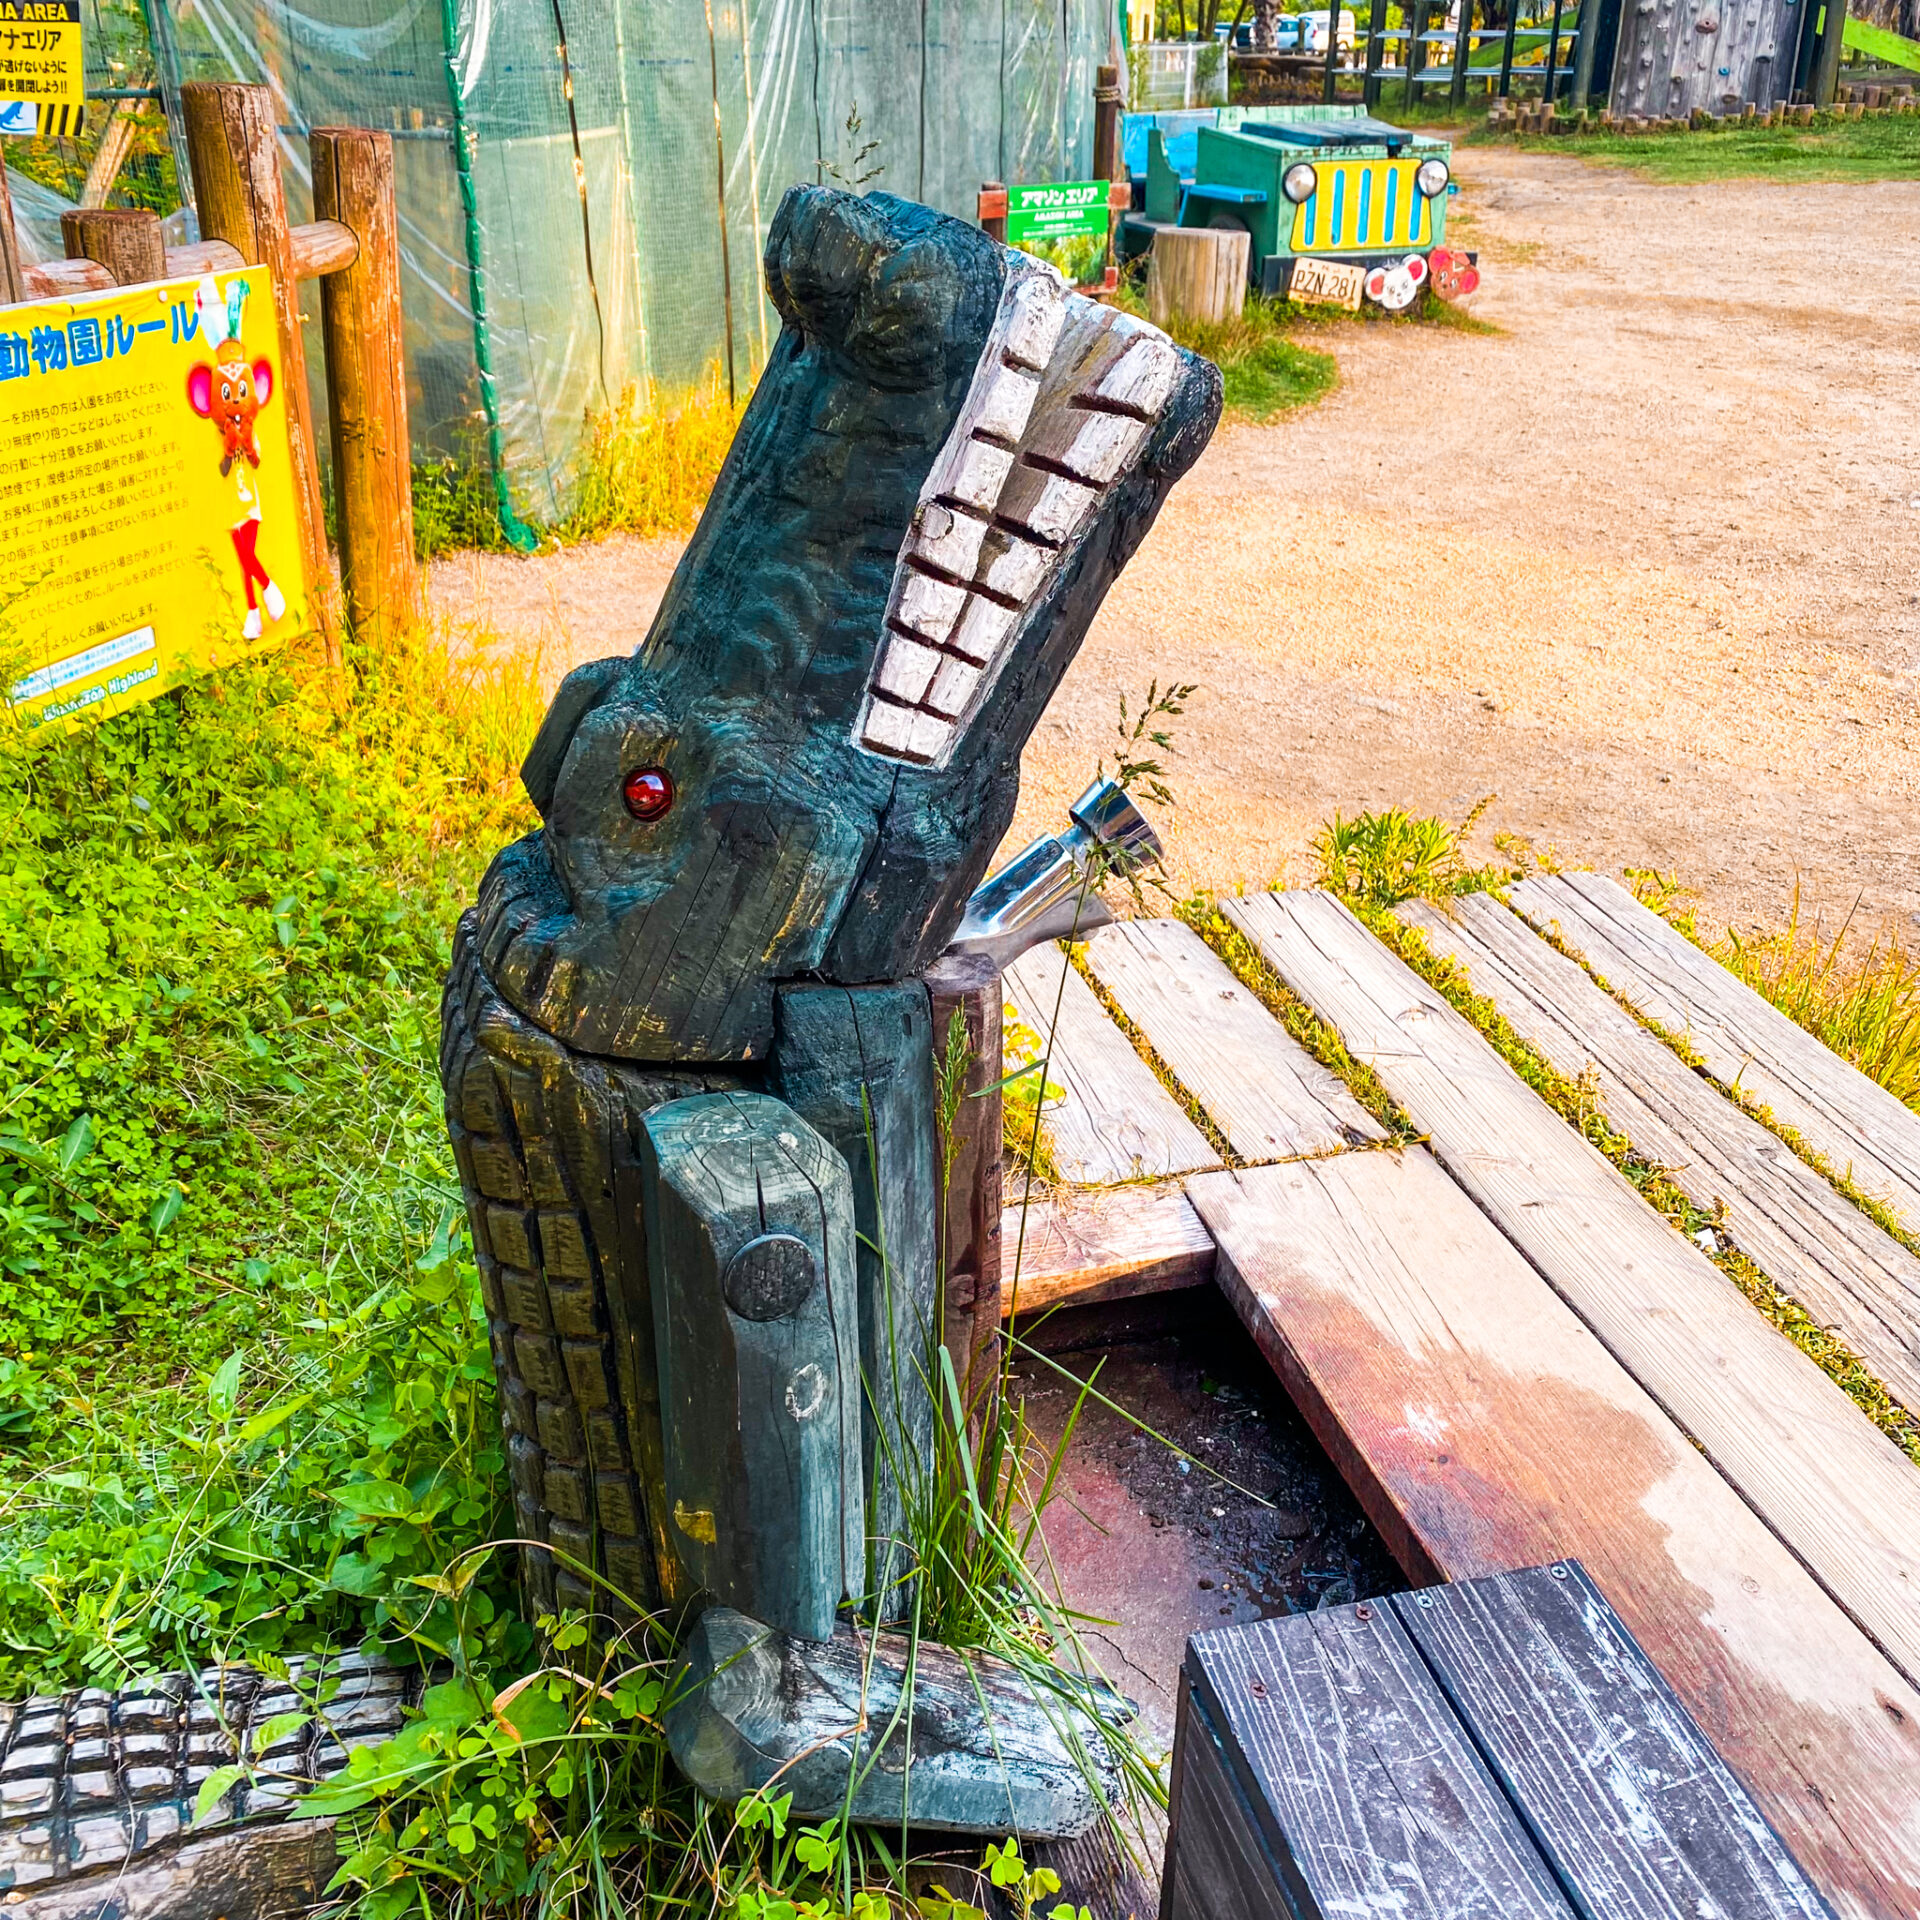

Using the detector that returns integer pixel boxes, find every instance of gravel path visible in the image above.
[431,147,1920,939]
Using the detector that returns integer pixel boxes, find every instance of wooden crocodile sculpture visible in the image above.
[442,184,1218,1835]
[0,186,1219,1910]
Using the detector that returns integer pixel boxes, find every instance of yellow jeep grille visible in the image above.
[1290,159,1432,254]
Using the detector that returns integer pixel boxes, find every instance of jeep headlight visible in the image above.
[1282,162,1319,204]
[1415,157,1451,197]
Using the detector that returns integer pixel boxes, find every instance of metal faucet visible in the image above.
[947,778,1163,971]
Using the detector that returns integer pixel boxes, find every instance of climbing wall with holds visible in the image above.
[1609,0,1800,116]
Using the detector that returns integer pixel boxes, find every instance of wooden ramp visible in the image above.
[1000,890,1920,1918]
[1511,872,1920,1232]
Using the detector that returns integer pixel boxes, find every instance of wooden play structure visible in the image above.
[0,83,418,658]
[1003,875,1920,1915]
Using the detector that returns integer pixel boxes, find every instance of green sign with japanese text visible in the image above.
[1005,181,1108,246]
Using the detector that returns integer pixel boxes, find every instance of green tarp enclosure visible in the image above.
[134,0,1115,519]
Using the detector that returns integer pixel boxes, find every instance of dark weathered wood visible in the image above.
[1509,872,1920,1232]
[1226,889,1920,1697]
[1176,1602,1575,1920]
[59,208,165,287]
[310,129,416,645]
[180,81,332,660]
[1160,1685,1279,1920]
[1003,1184,1215,1317]
[768,981,937,1618]
[923,952,1004,1413]
[442,936,716,1617]
[1396,1563,1837,1920]
[0,144,25,307]
[665,1606,1131,1837]
[1402,892,1920,1416]
[641,1092,865,1641]
[0,1655,421,1917]
[1082,917,1384,1161]
[1187,1148,1920,1920]
[1003,942,1219,1185]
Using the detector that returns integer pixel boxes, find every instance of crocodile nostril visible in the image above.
[622,766,674,822]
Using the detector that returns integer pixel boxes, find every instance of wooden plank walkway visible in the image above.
[1511,872,1920,1233]
[1002,1186,1213,1317]
[1402,892,1920,1416]
[1223,889,1920,1694]
[1003,943,1218,1185]
[1079,918,1385,1161]
[1187,1148,1920,1920]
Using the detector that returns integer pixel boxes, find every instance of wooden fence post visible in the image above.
[924,953,1004,1420]
[60,207,166,286]
[181,80,336,668]
[980,180,1008,244]
[0,145,23,306]
[310,127,418,645]
[1093,62,1124,180]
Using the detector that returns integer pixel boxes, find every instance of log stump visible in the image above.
[1148,225,1250,327]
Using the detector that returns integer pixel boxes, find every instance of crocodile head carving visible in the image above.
[469,185,1221,1062]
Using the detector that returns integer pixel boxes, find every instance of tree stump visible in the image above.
[1148,225,1250,327]
[60,207,165,286]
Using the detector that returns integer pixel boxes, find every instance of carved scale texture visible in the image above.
[441,927,738,1620]
[0,1655,420,1899]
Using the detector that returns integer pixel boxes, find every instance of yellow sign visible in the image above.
[0,266,312,737]
[0,0,83,111]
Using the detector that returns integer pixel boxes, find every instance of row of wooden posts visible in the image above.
[0,82,418,666]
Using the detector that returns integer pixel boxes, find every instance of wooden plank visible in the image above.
[1003,942,1219,1186]
[1161,1685,1276,1920]
[1510,872,1920,1233]
[1401,893,1920,1415]
[1223,890,1920,1699]
[1187,1149,1920,1920]
[1396,1562,1835,1920]
[1081,918,1385,1162]
[1178,1601,1575,1920]
[1000,1184,1215,1316]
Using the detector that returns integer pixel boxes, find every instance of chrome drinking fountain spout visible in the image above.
[946,778,1163,971]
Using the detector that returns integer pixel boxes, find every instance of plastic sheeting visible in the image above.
[154,0,1117,519]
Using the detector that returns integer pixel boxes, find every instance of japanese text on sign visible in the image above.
[1,267,312,737]
[1005,181,1108,245]
[0,0,81,110]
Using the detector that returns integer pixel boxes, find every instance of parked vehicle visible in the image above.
[1123,104,1456,306]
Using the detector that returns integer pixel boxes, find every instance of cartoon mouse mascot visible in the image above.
[186,277,287,642]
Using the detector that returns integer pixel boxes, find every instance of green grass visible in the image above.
[0,625,544,1693]
[412,377,748,565]
[1492,108,1920,181]
[1113,286,1340,422]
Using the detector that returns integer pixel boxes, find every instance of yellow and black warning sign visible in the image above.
[0,0,84,115]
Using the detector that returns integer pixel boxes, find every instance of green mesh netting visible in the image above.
[145,0,1114,521]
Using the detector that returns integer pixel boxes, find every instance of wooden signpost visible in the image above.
[0,82,419,686]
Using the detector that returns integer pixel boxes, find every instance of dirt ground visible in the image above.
[431,147,1920,940]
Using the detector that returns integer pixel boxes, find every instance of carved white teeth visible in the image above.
[974,366,1042,443]
[856,264,1183,769]
[912,502,989,579]
[1095,337,1182,418]
[873,634,944,705]
[943,439,1016,512]
[980,537,1050,603]
[891,569,968,640]
[862,698,952,763]
[947,595,1016,665]
[1002,273,1068,371]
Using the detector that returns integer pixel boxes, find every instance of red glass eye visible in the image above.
[622,766,674,822]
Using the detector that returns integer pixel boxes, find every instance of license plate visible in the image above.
[1289,258,1364,310]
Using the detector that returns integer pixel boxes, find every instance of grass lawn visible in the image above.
[1487,109,1920,182]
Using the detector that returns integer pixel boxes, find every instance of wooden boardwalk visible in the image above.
[1006,890,1920,1920]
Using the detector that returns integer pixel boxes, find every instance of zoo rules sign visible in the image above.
[0,265,311,735]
